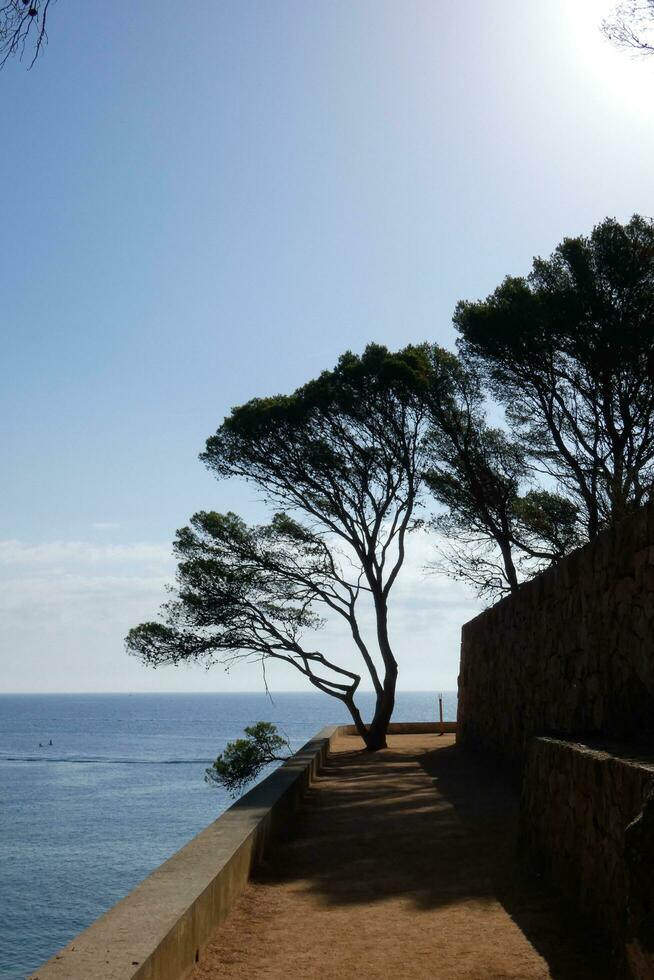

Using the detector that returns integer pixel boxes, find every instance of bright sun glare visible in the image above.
[567,0,654,113]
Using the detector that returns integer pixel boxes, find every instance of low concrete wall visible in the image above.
[340,721,457,736]
[521,736,654,976]
[30,721,446,980]
[30,726,338,980]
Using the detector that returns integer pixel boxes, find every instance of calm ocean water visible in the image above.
[0,691,456,980]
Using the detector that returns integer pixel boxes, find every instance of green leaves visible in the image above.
[512,490,580,557]
[205,722,291,796]
[420,215,654,598]
[421,343,583,596]
[127,343,433,747]
[454,215,654,539]
[125,622,215,667]
[200,343,429,547]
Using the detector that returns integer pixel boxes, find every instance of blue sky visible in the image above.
[2,0,653,692]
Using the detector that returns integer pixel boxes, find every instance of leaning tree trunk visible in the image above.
[342,662,397,751]
[364,666,398,750]
[342,589,399,751]
[363,592,399,751]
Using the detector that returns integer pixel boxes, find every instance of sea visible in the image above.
[0,691,457,980]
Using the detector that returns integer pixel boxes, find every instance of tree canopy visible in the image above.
[454,216,654,543]
[128,344,436,751]
[421,351,579,596]
[129,217,654,763]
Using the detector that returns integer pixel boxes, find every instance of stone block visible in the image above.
[458,498,654,773]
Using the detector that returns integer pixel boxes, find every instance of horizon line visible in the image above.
[0,688,458,696]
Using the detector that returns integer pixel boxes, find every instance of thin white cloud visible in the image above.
[0,573,171,613]
[0,532,480,693]
[0,539,172,567]
[0,538,178,692]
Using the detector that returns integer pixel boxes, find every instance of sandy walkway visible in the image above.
[190,734,609,980]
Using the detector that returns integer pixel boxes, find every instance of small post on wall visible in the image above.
[438,692,444,736]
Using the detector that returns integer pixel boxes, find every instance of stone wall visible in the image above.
[458,501,654,775]
[522,737,654,975]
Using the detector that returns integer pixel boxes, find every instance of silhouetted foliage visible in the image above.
[205,722,290,796]
[455,216,654,544]
[129,221,654,695]
[1,0,53,68]
[602,2,654,55]
[420,349,580,597]
[127,344,434,751]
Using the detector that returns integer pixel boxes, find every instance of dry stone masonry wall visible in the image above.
[458,501,654,775]
[457,500,654,976]
[521,738,654,975]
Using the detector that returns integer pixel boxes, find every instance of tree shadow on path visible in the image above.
[417,740,612,980]
[194,736,613,980]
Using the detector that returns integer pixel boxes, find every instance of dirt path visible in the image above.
[191,734,609,980]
